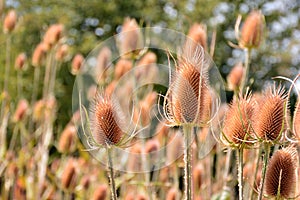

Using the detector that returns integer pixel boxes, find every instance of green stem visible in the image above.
[28,66,40,134]
[250,148,262,199]
[183,125,193,200]
[107,147,117,200]
[237,148,244,200]
[43,49,54,98]
[240,48,251,95]
[257,143,270,200]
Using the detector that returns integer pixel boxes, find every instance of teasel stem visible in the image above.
[250,148,262,199]
[223,149,232,186]
[29,66,41,133]
[237,148,244,200]
[183,124,193,200]
[106,146,117,200]
[240,48,252,95]
[257,143,270,200]
[43,49,54,98]
[48,58,59,95]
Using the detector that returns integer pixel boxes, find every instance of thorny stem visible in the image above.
[250,148,262,199]
[257,143,270,200]
[107,147,117,200]
[237,148,244,200]
[183,125,193,200]
[240,48,252,95]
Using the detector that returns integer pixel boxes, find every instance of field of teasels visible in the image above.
[0,2,300,200]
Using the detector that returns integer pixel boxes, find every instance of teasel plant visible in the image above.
[221,92,256,200]
[253,85,288,200]
[160,44,215,200]
[79,89,140,200]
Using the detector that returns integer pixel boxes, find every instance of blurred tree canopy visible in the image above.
[1,0,300,128]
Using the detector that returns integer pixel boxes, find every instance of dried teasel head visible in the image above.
[145,138,160,154]
[164,47,212,126]
[15,53,27,70]
[186,23,207,51]
[166,188,179,200]
[95,46,111,83]
[3,10,17,33]
[89,92,125,147]
[293,98,300,139]
[239,10,264,49]
[13,99,29,122]
[227,62,244,91]
[58,124,77,153]
[43,24,64,49]
[137,51,157,66]
[32,43,47,67]
[13,177,26,200]
[265,147,298,198]
[254,85,287,142]
[61,159,77,190]
[71,53,84,75]
[114,59,133,80]
[119,17,143,59]
[222,93,255,147]
[92,184,107,200]
[193,163,203,191]
[55,44,69,61]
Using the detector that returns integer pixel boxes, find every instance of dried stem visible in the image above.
[183,124,193,200]
[237,148,244,200]
[250,148,262,199]
[257,143,270,200]
[240,48,252,95]
[107,147,117,200]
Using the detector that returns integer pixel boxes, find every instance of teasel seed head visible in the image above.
[239,10,264,49]
[120,17,143,59]
[58,124,77,153]
[222,93,255,147]
[55,44,69,61]
[166,188,179,200]
[165,49,212,126]
[61,159,77,190]
[293,99,300,139]
[137,51,157,66]
[15,53,27,70]
[32,43,47,67]
[3,10,17,33]
[92,184,107,200]
[43,24,64,49]
[114,59,133,80]
[193,163,203,191]
[186,23,207,51]
[145,138,160,154]
[265,147,298,198]
[13,177,26,200]
[71,53,84,75]
[227,62,244,91]
[13,99,29,122]
[96,47,111,83]
[89,92,125,146]
[254,85,287,142]
[80,175,90,190]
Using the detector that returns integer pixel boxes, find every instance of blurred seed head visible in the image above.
[254,86,287,142]
[167,131,184,165]
[95,46,111,83]
[114,59,133,80]
[138,92,157,126]
[127,142,142,172]
[166,188,179,200]
[223,94,255,146]
[89,92,125,146]
[120,17,143,59]
[32,43,47,67]
[193,163,203,191]
[87,85,98,101]
[80,175,90,190]
[92,184,107,200]
[71,53,84,75]
[13,99,29,122]
[293,99,300,139]
[15,53,27,70]
[55,44,69,61]
[61,159,77,190]
[265,147,298,198]
[13,177,26,200]
[227,62,244,91]
[154,121,169,143]
[137,51,157,66]
[43,24,64,49]
[145,138,160,154]
[137,193,148,200]
[58,124,77,153]
[186,23,207,51]
[3,10,17,33]
[239,10,264,49]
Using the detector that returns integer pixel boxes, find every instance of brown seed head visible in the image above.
[166,188,179,200]
[4,10,17,33]
[32,43,47,67]
[137,52,157,66]
[227,62,244,91]
[90,93,124,146]
[254,86,287,141]
[293,99,300,139]
[265,147,298,198]
[13,177,26,200]
[13,99,29,122]
[120,17,143,59]
[186,23,207,51]
[167,55,211,125]
[92,185,107,200]
[240,10,264,49]
[58,125,77,153]
[71,54,84,75]
[80,175,90,190]
[96,47,111,82]
[55,44,68,61]
[61,159,76,190]
[223,94,255,146]
[15,53,27,70]
[127,142,142,172]
[193,163,203,191]
[114,59,133,80]
[43,24,64,48]
[145,139,160,153]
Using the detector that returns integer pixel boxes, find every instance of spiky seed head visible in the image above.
[265,147,298,198]
[223,94,255,146]
[227,62,244,91]
[254,86,287,142]
[71,54,84,75]
[4,10,17,33]
[240,10,264,49]
[92,184,107,200]
[137,51,157,66]
[89,92,124,146]
[293,99,300,139]
[166,55,211,125]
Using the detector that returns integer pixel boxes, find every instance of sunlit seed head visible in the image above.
[114,59,133,80]
[61,159,76,190]
[13,99,29,122]
[4,10,17,33]
[55,44,69,61]
[32,43,47,67]
[15,53,27,70]
[71,53,84,75]
[227,62,244,91]
[58,125,77,153]
[186,23,207,51]
[92,184,107,200]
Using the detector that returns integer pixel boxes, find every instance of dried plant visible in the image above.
[227,62,244,91]
[3,10,17,33]
[293,99,300,139]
